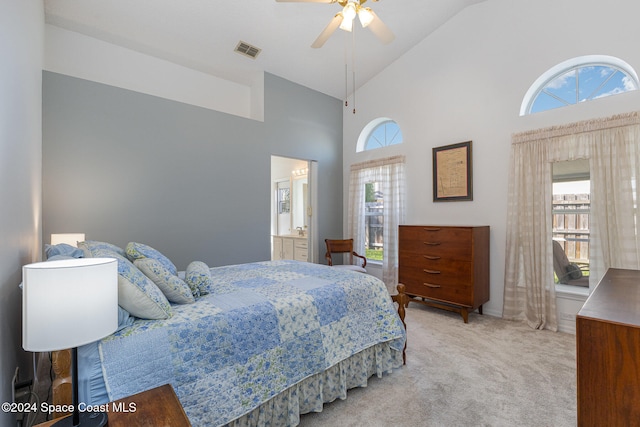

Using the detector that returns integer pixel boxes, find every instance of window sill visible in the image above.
[555,283,589,300]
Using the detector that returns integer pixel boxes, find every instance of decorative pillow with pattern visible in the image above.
[185,261,214,297]
[125,242,178,276]
[78,240,126,258]
[134,258,195,304]
[90,248,172,320]
[45,243,84,260]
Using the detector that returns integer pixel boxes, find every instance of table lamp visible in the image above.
[22,258,118,427]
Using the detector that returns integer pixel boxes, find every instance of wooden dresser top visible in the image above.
[577,268,640,327]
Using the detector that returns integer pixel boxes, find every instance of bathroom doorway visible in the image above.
[270,155,317,263]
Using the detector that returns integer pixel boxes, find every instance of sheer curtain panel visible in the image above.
[348,156,405,290]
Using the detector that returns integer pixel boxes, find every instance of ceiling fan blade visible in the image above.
[311,14,343,48]
[275,0,335,3]
[367,10,395,44]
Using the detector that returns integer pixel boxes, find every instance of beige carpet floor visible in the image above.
[299,304,577,427]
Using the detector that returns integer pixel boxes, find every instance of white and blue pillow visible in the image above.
[82,243,173,320]
[78,240,126,258]
[134,258,195,305]
[185,261,213,297]
[44,243,84,259]
[125,242,178,276]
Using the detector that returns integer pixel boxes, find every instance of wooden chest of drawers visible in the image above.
[576,268,640,426]
[398,225,490,322]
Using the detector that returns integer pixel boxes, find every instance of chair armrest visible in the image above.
[325,252,333,266]
[352,252,367,268]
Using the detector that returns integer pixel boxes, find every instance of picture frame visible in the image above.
[432,141,473,202]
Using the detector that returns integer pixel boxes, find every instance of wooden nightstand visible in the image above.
[35,384,191,427]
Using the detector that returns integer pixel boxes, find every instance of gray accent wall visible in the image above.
[43,72,343,269]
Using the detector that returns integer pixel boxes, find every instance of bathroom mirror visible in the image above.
[291,175,308,235]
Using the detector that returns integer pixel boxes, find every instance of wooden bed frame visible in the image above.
[50,284,408,419]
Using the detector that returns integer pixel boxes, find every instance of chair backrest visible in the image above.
[324,239,356,266]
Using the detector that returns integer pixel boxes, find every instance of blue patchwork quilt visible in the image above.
[99,260,405,426]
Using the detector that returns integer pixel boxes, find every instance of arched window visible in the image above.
[520,55,639,116]
[356,118,403,152]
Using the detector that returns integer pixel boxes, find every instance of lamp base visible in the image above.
[51,411,108,427]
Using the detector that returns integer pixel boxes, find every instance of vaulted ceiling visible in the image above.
[44,0,485,100]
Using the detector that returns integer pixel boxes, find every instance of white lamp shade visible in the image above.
[51,233,86,247]
[22,258,118,352]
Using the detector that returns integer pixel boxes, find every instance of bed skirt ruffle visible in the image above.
[222,342,403,427]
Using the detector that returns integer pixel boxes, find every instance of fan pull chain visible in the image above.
[345,64,348,107]
[353,70,356,114]
[344,31,348,107]
[352,26,356,114]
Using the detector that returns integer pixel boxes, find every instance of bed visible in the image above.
[48,241,407,426]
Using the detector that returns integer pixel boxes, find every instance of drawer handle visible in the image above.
[423,283,441,288]
[423,242,441,246]
[424,255,441,260]
[423,269,441,274]
[424,228,442,231]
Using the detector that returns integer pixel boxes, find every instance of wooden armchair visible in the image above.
[324,239,367,273]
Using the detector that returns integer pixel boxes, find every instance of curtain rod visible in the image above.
[350,155,405,171]
[512,111,640,144]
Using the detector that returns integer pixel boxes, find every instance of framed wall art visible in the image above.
[432,141,473,202]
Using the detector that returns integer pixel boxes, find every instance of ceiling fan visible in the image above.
[276,0,395,48]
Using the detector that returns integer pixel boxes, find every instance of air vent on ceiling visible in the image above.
[234,41,261,59]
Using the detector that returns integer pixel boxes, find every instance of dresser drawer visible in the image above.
[404,226,472,243]
[399,226,474,261]
[401,278,474,307]
[399,255,472,285]
[294,239,308,249]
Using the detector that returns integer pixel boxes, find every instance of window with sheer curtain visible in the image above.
[503,112,640,331]
[348,156,405,291]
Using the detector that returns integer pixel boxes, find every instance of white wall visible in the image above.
[343,0,640,318]
[0,1,43,424]
[44,25,264,121]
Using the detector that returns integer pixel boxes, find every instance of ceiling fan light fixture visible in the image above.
[339,14,354,31]
[358,7,374,28]
[342,2,357,22]
[281,0,394,46]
